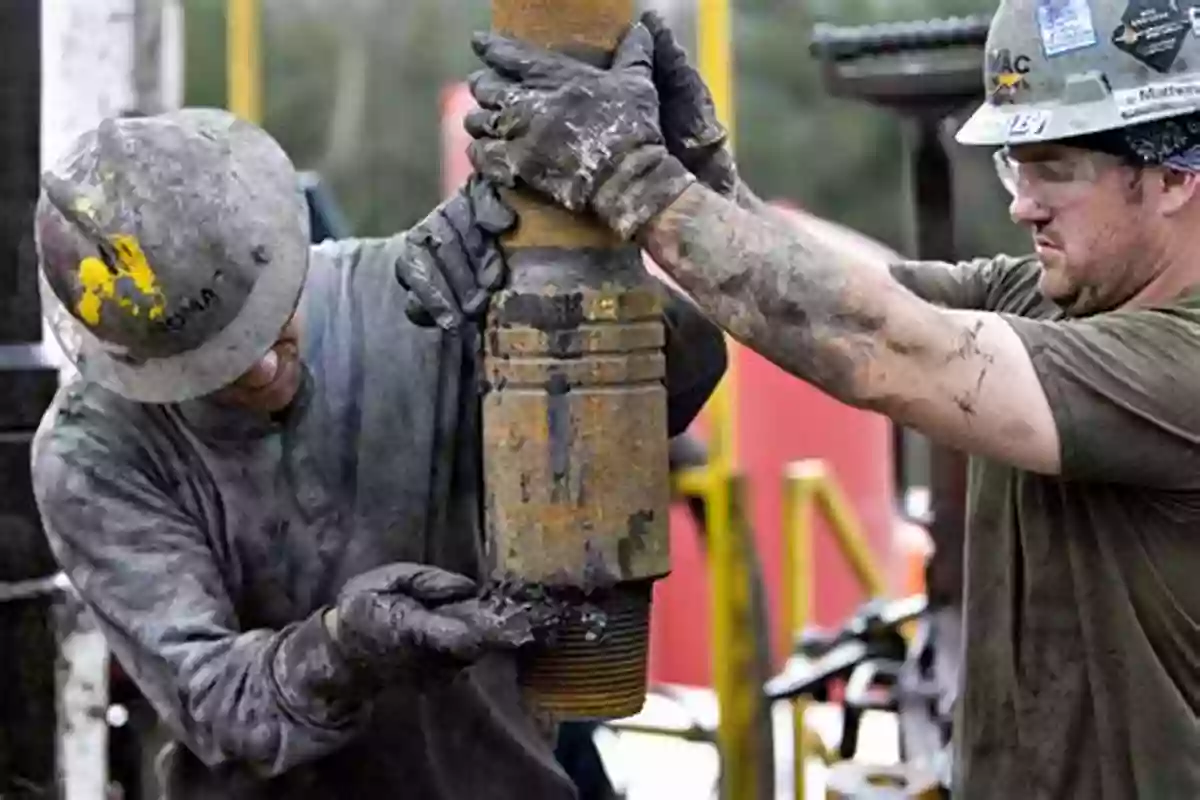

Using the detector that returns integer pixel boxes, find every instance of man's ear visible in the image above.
[1156,167,1200,216]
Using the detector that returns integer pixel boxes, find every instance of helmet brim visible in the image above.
[956,93,1200,148]
[41,239,309,405]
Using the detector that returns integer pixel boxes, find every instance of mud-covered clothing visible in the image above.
[31,233,726,800]
[892,254,1200,799]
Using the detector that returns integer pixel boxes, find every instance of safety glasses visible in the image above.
[992,147,1127,204]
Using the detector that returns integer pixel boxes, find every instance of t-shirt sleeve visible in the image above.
[1004,306,1200,488]
[889,254,1042,313]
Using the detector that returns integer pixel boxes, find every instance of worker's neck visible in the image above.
[1124,228,1200,309]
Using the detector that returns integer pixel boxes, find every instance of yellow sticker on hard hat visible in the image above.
[75,235,166,327]
[987,49,1032,106]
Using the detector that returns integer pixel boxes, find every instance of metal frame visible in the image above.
[781,460,889,800]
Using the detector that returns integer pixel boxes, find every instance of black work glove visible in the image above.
[465,22,696,241]
[394,174,517,329]
[327,563,533,684]
[641,11,739,197]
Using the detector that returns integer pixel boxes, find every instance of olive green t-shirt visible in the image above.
[891,255,1200,799]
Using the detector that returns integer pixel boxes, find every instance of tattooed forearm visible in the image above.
[638,183,920,404]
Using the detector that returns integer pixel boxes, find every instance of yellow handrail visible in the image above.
[782,459,888,800]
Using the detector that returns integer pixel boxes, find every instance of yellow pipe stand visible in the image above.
[227,0,262,124]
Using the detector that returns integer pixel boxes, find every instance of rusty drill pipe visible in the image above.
[483,0,671,720]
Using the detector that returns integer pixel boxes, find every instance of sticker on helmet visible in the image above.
[1007,110,1051,139]
[988,49,1033,105]
[1036,0,1099,57]
[1113,74,1200,119]
[1111,0,1192,74]
[75,235,166,327]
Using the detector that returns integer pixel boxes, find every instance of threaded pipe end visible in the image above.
[519,581,651,720]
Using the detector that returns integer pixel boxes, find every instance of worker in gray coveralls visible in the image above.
[464,2,1200,798]
[29,103,726,798]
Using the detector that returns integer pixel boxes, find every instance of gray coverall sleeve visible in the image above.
[32,431,366,778]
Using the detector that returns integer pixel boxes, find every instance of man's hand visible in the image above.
[394,174,516,329]
[326,563,533,683]
[465,22,696,240]
[641,11,738,197]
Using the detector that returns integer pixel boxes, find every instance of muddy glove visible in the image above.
[326,562,533,684]
[465,22,696,241]
[641,11,738,197]
[394,174,517,329]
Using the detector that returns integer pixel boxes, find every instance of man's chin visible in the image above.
[1038,262,1065,294]
[1036,267,1079,310]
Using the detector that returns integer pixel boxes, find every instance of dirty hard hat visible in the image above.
[957,0,1200,147]
[36,108,310,404]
